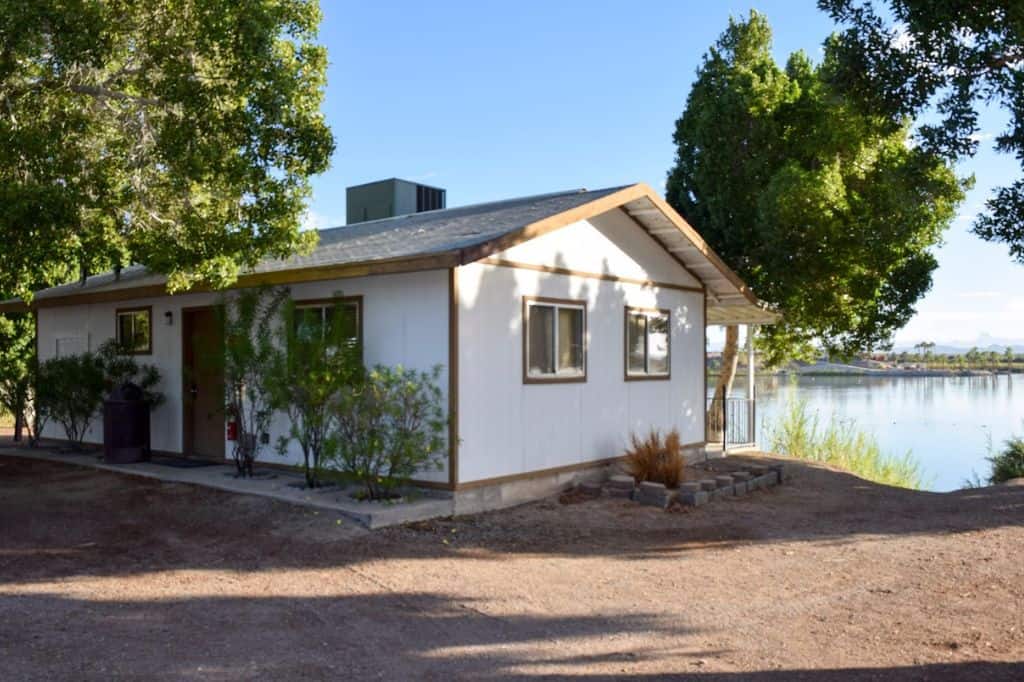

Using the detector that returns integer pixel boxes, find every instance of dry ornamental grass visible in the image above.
[623,427,685,488]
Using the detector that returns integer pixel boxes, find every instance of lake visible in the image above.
[727,374,1024,491]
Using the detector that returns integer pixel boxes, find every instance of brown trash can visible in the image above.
[103,382,151,463]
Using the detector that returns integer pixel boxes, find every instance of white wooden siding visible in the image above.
[456,211,705,484]
[35,269,451,482]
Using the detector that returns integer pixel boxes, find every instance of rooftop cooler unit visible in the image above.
[346,178,446,224]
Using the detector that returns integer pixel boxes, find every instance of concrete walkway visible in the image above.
[0,444,453,529]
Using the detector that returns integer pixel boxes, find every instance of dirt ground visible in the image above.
[1,453,1022,680]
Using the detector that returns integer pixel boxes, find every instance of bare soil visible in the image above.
[1,452,1022,680]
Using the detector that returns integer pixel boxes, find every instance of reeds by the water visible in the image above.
[764,399,927,490]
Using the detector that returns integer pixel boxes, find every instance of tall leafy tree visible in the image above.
[0,0,334,298]
[820,1,1024,261]
[0,313,35,441]
[666,12,965,411]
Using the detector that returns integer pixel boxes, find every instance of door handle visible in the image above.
[189,384,198,398]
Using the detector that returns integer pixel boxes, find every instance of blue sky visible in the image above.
[307,1,1024,347]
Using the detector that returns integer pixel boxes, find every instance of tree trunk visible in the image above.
[708,325,741,442]
[13,411,23,442]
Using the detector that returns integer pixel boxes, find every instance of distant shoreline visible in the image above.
[708,367,1021,378]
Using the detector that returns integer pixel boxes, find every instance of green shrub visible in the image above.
[764,399,926,490]
[36,352,106,449]
[34,342,165,450]
[331,364,446,500]
[0,313,34,441]
[217,286,287,477]
[623,428,685,488]
[96,339,164,408]
[987,437,1024,484]
[265,297,364,488]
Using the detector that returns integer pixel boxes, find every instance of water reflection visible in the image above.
[724,374,1023,492]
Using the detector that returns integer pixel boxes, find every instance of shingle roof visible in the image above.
[261,186,627,273]
[11,182,778,325]
[30,186,627,301]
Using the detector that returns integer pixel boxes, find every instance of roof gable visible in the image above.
[492,208,703,290]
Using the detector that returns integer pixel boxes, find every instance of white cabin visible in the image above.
[9,182,775,512]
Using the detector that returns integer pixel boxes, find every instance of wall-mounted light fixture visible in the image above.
[164,311,174,326]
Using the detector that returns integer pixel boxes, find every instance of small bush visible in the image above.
[987,437,1024,484]
[218,286,288,477]
[764,399,926,489]
[34,343,165,450]
[0,312,35,442]
[330,364,446,500]
[36,352,106,449]
[266,297,364,489]
[623,428,685,488]
[96,340,164,407]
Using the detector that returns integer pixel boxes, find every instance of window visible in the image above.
[523,297,586,382]
[115,307,152,354]
[625,307,670,379]
[293,297,361,354]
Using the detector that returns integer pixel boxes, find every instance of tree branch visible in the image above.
[68,83,164,108]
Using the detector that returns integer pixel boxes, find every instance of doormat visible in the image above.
[150,455,220,469]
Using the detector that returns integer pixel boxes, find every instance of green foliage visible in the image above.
[36,352,106,449]
[218,286,288,476]
[666,11,966,366]
[34,340,164,449]
[265,297,364,488]
[765,398,926,489]
[0,1,335,297]
[820,1,1024,262]
[95,339,164,408]
[331,365,446,501]
[0,313,35,440]
[987,436,1024,485]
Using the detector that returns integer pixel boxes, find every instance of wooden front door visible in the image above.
[182,307,225,460]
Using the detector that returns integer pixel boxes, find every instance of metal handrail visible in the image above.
[706,397,756,451]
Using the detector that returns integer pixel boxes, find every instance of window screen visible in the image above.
[625,308,670,378]
[115,309,151,354]
[525,299,585,381]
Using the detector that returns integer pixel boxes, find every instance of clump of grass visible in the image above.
[764,399,926,490]
[986,436,1024,484]
[624,428,685,488]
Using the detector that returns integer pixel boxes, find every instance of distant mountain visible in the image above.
[893,334,1024,355]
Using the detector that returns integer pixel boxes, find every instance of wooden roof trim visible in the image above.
[6,252,459,311]
[613,206,705,290]
[0,300,31,314]
[3,183,767,316]
[635,185,761,306]
[457,184,650,265]
[457,182,760,307]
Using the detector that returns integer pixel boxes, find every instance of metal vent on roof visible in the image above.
[347,178,447,224]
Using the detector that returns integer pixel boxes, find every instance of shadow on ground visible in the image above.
[0,587,1020,680]
[2,455,1022,679]
[2,449,1023,581]
[0,590,715,679]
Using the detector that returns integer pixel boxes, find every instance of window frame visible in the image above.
[291,295,364,360]
[115,306,153,355]
[624,306,671,381]
[522,296,587,384]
